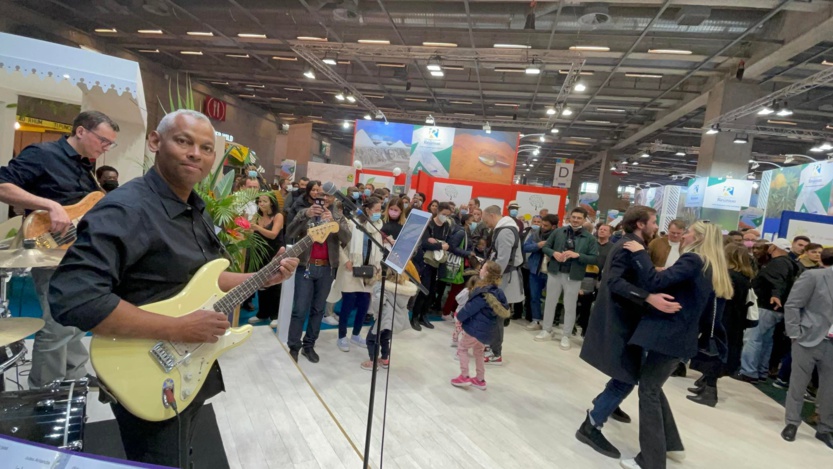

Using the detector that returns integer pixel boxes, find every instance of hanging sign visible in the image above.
[204,96,227,121]
[552,158,575,188]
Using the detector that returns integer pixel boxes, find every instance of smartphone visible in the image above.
[314,198,325,207]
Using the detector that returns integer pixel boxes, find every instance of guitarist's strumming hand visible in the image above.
[47,201,72,234]
[264,247,300,287]
[173,310,230,343]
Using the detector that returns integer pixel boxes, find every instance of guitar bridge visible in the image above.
[150,342,176,373]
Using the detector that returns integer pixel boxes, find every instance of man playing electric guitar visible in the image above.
[48,110,299,467]
[0,110,118,389]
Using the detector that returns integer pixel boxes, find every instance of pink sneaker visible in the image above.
[380,358,390,369]
[450,375,471,388]
[469,378,487,390]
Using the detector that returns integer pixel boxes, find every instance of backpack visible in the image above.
[488,226,521,274]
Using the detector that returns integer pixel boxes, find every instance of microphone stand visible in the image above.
[336,206,425,469]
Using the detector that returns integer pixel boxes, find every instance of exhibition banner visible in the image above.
[702,178,754,211]
[685,177,708,207]
[795,160,833,214]
[449,129,518,185]
[307,161,354,193]
[353,121,412,172]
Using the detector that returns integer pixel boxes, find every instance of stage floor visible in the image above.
[11,322,832,468]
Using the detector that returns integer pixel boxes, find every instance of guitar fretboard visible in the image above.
[213,236,314,321]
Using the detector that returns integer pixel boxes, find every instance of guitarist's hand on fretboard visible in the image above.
[263,247,300,287]
[173,310,231,343]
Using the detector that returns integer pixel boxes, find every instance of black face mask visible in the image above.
[102,180,119,192]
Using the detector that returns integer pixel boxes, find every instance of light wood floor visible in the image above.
[15,322,833,468]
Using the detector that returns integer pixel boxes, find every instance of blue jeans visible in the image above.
[528,271,548,322]
[339,291,371,339]
[740,308,783,379]
[589,378,635,428]
[288,265,333,352]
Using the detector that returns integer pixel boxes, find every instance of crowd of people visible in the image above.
[5,108,829,468]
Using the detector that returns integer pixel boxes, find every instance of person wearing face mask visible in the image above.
[96,165,119,192]
[515,215,542,321]
[469,207,490,248]
[522,214,557,330]
[411,202,453,331]
[507,201,525,233]
[334,196,384,352]
[382,196,406,240]
[283,176,309,226]
[441,213,475,318]
[537,207,598,350]
[411,192,426,211]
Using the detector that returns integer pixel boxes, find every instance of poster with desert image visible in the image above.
[353,120,413,172]
[449,129,519,185]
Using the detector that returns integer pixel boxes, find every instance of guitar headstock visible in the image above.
[308,221,339,243]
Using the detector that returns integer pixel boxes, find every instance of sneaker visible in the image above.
[730,373,759,384]
[337,337,350,352]
[351,335,367,348]
[269,320,278,328]
[611,406,632,424]
[485,355,503,366]
[484,348,494,359]
[301,347,319,363]
[575,414,620,459]
[534,330,551,342]
[322,316,339,326]
[772,378,789,389]
[289,349,299,362]
[525,321,542,331]
[804,391,817,403]
[619,458,641,469]
[667,451,686,462]
[469,378,487,390]
[360,360,376,371]
[450,340,458,348]
[442,314,455,322]
[380,358,390,369]
[248,316,265,325]
[451,375,471,388]
[560,336,571,350]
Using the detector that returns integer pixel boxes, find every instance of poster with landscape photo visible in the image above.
[353,121,413,172]
[448,129,518,185]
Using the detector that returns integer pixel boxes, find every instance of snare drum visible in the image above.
[0,379,88,450]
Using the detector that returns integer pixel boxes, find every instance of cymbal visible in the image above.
[0,317,44,346]
[0,248,66,269]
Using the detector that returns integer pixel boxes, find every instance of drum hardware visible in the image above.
[0,379,89,450]
[0,317,45,347]
[0,243,66,270]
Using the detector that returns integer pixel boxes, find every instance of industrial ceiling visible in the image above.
[5,0,833,187]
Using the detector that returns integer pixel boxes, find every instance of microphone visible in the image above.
[322,181,362,215]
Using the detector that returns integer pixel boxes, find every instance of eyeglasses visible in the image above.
[84,127,118,150]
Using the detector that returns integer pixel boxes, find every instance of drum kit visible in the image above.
[0,245,90,451]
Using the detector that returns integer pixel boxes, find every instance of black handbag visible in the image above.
[698,298,720,358]
[352,237,375,278]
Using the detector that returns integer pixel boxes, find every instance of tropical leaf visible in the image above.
[176,74,183,110]
[215,170,235,199]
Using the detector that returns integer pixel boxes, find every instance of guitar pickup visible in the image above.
[150,342,176,373]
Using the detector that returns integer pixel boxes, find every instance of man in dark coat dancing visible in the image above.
[575,206,683,461]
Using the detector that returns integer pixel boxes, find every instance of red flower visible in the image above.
[226,228,243,240]
[234,216,251,230]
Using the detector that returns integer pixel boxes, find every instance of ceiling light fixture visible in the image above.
[335,91,345,101]
[562,108,573,116]
[285,87,303,91]
[574,82,587,92]
[495,103,518,107]
[525,59,541,75]
[226,54,250,58]
[493,44,531,49]
[483,122,491,134]
[345,91,356,103]
[405,98,427,102]
[426,115,435,125]
[675,151,686,156]
[631,161,639,166]
[443,65,465,71]
[450,100,472,105]
[245,84,265,88]
[585,120,610,124]
[423,42,457,48]
[272,56,297,61]
[640,152,650,158]
[823,60,833,66]
[597,107,626,113]
[570,45,610,52]
[297,36,328,42]
[546,108,556,115]
[539,135,545,142]
[758,104,774,115]
[767,120,797,126]
[211,81,229,85]
[138,49,160,53]
[550,127,559,134]
[94,28,117,33]
[706,124,720,135]
[559,70,594,75]
[648,49,693,55]
[733,134,749,144]
[494,68,526,73]
[303,68,316,79]
[377,63,406,68]
[138,29,163,34]
[358,39,390,45]
[238,33,267,38]
[342,121,351,129]
[430,70,444,77]
[364,114,372,120]
[187,31,214,36]
[625,73,663,78]
[238,94,256,98]
[427,57,442,72]
[180,51,203,55]
[322,52,337,65]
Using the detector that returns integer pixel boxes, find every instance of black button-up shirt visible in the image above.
[49,167,223,330]
[0,136,98,205]
[49,167,226,404]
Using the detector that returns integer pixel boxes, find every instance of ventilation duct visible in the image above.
[578,4,611,27]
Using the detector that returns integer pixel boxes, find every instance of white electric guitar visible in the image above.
[90,221,338,422]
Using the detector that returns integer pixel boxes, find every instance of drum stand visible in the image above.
[0,269,12,318]
[0,269,26,392]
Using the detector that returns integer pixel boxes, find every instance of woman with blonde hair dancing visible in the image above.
[619,220,733,469]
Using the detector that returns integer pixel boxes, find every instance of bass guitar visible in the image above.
[90,221,338,422]
[20,191,105,249]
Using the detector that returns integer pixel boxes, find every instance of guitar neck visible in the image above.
[214,236,314,318]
